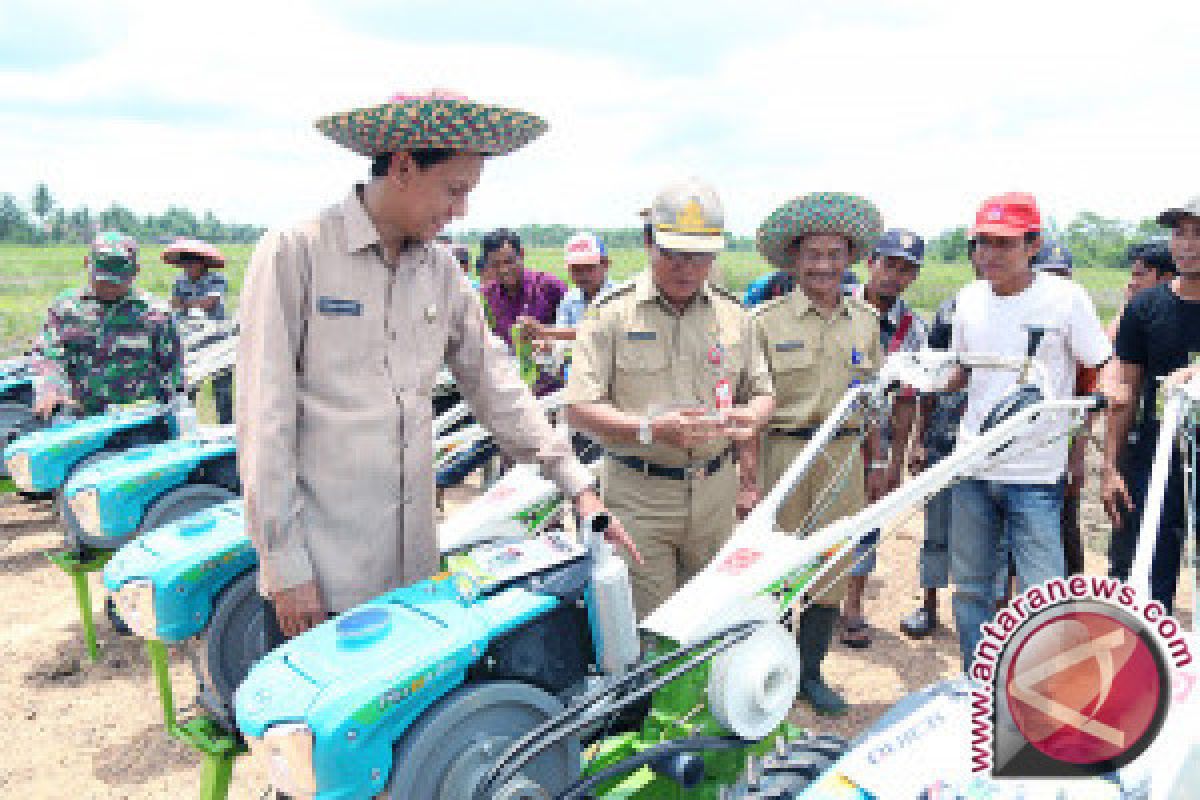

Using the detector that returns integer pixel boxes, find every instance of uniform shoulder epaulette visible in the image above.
[708,283,742,306]
[749,292,789,317]
[849,295,879,318]
[132,290,168,312]
[591,279,635,308]
[49,287,82,308]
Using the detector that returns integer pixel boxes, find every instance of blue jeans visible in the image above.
[950,478,1066,671]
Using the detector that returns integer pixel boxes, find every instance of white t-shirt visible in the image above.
[952,272,1112,483]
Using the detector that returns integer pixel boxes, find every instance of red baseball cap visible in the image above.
[973,192,1042,237]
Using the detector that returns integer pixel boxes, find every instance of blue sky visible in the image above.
[1,0,1198,238]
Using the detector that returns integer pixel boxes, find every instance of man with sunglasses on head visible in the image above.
[565,178,775,620]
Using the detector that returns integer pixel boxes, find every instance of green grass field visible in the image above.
[0,244,1129,356]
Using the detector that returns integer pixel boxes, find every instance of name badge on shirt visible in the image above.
[775,340,805,352]
[627,331,657,341]
[318,296,362,317]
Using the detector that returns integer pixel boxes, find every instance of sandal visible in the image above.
[900,608,938,639]
[840,618,871,649]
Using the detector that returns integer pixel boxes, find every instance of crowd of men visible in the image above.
[24,90,1200,722]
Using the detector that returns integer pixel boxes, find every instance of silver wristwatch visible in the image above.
[637,417,654,446]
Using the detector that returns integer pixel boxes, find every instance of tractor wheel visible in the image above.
[191,567,269,730]
[137,483,237,537]
[383,681,579,800]
[721,733,849,798]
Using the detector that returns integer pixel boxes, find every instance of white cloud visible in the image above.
[1,0,1197,239]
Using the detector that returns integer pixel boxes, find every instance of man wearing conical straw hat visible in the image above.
[236,90,636,639]
[743,192,888,716]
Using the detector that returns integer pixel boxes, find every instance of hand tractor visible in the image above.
[228,335,1130,799]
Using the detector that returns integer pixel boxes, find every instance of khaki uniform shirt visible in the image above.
[753,291,881,431]
[564,270,773,466]
[753,291,881,603]
[236,187,592,612]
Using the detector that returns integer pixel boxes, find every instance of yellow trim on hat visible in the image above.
[656,199,722,235]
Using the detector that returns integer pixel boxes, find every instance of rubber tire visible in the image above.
[136,483,238,537]
[193,567,269,730]
[722,734,850,799]
[0,403,35,478]
[383,681,579,800]
[58,449,121,551]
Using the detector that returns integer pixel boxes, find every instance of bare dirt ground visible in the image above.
[0,450,1193,798]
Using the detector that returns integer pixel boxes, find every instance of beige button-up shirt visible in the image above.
[753,290,881,430]
[564,270,774,467]
[236,187,593,612]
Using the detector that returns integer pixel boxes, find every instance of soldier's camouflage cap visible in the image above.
[87,230,139,284]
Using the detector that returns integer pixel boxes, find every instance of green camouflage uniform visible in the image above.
[33,288,182,415]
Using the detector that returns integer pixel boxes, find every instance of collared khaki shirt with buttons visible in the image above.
[565,270,774,465]
[565,270,773,615]
[755,290,880,431]
[753,289,880,606]
[236,187,592,613]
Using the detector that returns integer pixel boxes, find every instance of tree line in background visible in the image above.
[458,213,1170,269]
[0,183,265,245]
[1,183,1169,268]
[921,212,1167,268]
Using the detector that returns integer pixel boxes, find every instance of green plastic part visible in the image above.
[511,323,539,387]
[582,637,805,798]
[46,548,114,662]
[0,477,16,494]
[146,639,246,800]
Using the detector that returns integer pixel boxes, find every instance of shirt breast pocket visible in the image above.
[771,345,819,405]
[305,295,370,380]
[614,337,669,411]
[60,325,92,346]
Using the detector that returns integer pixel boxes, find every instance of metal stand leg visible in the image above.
[74,570,99,661]
[146,638,246,800]
[147,640,179,734]
[46,549,113,662]
[198,748,238,800]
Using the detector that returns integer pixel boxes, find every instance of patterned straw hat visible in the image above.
[755,192,883,268]
[161,238,226,268]
[315,89,548,158]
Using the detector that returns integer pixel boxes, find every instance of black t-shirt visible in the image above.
[1114,282,1200,429]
